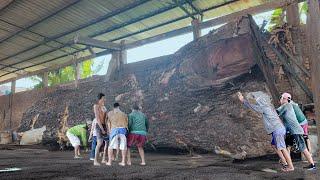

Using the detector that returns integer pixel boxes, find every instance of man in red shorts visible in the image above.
[126,104,149,166]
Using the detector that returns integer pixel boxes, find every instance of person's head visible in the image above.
[97,93,105,105]
[280,92,291,105]
[246,91,271,105]
[132,104,140,111]
[114,102,120,109]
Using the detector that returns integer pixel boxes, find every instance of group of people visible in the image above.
[66,93,149,166]
[65,90,316,171]
[237,91,316,172]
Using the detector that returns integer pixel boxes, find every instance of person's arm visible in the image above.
[128,114,132,131]
[94,105,106,134]
[145,116,149,132]
[237,92,263,113]
[125,115,129,130]
[88,121,94,141]
[277,104,286,116]
[104,113,108,134]
[107,112,111,133]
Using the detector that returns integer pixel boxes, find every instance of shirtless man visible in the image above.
[106,103,128,166]
[93,93,108,166]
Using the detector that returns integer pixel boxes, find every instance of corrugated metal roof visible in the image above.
[0,0,274,82]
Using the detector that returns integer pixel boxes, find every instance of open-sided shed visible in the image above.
[0,0,298,83]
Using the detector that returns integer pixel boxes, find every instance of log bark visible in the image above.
[307,0,320,158]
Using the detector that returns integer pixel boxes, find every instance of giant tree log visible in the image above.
[19,17,275,157]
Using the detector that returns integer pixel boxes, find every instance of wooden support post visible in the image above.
[286,2,306,103]
[286,3,300,27]
[192,18,201,40]
[88,46,96,57]
[9,80,16,129]
[11,80,15,94]
[75,61,81,88]
[120,40,127,65]
[106,51,121,81]
[42,72,48,87]
[307,0,320,158]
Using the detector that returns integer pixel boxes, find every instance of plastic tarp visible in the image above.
[20,126,46,145]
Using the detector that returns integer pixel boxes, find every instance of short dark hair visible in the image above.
[133,104,140,110]
[114,102,120,108]
[97,93,105,100]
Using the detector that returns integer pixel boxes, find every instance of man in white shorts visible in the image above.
[66,121,92,159]
[106,103,128,166]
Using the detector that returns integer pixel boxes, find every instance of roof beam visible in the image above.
[199,0,304,28]
[0,19,80,53]
[174,0,196,20]
[0,0,82,71]
[0,18,82,52]
[0,0,302,82]
[0,0,151,65]
[0,0,15,14]
[74,36,121,50]
[88,46,96,57]
[0,0,81,47]
[0,49,112,84]
[105,0,301,43]
[0,0,188,72]
[187,0,203,20]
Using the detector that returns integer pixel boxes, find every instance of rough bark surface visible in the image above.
[19,17,274,157]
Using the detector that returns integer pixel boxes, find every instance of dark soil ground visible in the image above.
[0,145,318,180]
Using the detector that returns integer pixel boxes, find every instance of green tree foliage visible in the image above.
[81,59,94,79]
[81,59,105,78]
[30,59,105,89]
[30,75,43,89]
[300,2,308,16]
[48,65,75,86]
[269,2,308,31]
[268,8,284,31]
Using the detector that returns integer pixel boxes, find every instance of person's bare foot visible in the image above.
[94,162,101,166]
[119,162,125,166]
[74,156,82,159]
[127,161,132,166]
[106,162,112,166]
[140,162,146,166]
[281,167,294,172]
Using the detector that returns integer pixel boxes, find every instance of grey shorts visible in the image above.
[292,134,307,152]
[96,124,108,141]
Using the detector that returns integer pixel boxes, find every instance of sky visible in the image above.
[1,10,277,91]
